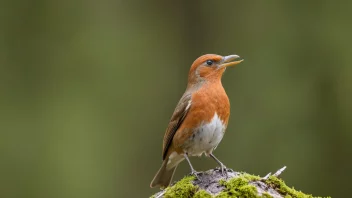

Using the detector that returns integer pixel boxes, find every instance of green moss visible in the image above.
[193,189,212,198]
[216,174,260,198]
[163,176,197,198]
[150,175,212,198]
[262,192,273,198]
[266,175,310,198]
[241,173,261,181]
[161,176,213,198]
[266,176,329,198]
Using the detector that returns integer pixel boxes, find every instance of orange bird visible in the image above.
[150,54,243,188]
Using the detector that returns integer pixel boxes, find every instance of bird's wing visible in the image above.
[162,93,192,160]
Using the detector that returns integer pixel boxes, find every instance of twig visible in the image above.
[262,172,272,180]
[155,191,165,198]
[273,166,286,177]
[262,166,286,180]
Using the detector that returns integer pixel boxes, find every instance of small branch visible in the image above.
[262,166,287,180]
[262,172,272,180]
[155,191,165,198]
[273,166,287,177]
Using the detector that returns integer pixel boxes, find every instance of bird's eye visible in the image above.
[206,60,214,66]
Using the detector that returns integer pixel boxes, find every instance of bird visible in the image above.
[150,54,243,188]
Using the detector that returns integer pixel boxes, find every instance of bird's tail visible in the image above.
[150,154,184,188]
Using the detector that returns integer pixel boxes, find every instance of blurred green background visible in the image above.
[1,1,351,197]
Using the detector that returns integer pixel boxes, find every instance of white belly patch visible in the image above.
[183,113,226,156]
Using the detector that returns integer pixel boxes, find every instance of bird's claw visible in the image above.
[219,164,228,178]
[190,170,202,181]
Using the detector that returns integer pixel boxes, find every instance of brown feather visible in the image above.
[162,93,192,160]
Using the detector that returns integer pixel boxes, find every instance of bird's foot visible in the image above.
[190,170,202,181]
[217,163,229,178]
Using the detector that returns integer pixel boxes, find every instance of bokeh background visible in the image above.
[1,1,351,197]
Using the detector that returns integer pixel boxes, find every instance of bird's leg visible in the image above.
[183,153,201,180]
[210,153,228,177]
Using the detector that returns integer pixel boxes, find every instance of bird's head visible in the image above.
[187,54,243,86]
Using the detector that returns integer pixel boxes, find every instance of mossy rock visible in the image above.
[151,168,329,198]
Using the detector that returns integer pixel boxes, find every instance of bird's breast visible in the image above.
[172,81,230,155]
[182,112,226,156]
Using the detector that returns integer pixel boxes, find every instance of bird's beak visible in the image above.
[219,55,243,68]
